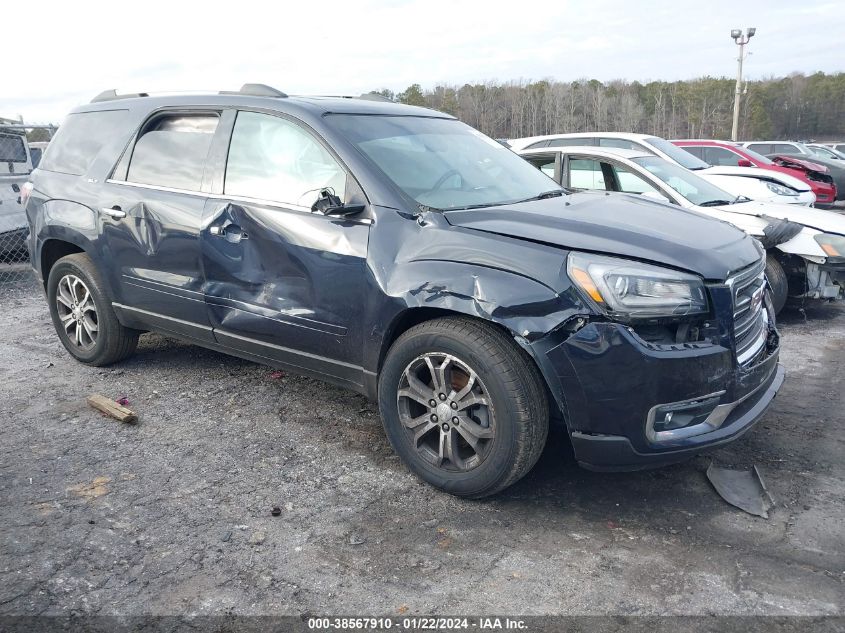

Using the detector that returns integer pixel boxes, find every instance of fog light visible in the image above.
[647,394,723,442]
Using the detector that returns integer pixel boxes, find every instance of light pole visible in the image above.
[730,27,756,142]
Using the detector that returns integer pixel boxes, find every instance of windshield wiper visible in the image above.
[698,199,734,207]
[730,195,751,204]
[514,190,565,203]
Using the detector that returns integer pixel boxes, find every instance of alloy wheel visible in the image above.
[396,353,496,472]
[55,274,99,351]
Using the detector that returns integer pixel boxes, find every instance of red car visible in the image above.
[673,139,837,207]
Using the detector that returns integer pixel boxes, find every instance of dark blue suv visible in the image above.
[24,84,784,497]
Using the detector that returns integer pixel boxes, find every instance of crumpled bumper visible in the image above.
[527,320,783,471]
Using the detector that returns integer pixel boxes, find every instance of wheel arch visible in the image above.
[40,239,86,289]
[371,261,584,422]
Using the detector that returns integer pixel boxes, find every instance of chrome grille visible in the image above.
[728,258,768,365]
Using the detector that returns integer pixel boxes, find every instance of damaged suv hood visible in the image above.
[443,191,760,281]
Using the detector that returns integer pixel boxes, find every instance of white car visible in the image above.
[517,145,845,313]
[807,144,845,160]
[509,132,816,206]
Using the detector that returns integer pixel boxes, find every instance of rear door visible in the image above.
[200,110,371,388]
[98,109,222,341]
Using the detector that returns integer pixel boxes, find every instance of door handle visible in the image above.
[210,223,248,243]
[101,206,126,219]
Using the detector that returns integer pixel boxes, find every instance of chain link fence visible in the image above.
[0,216,33,289]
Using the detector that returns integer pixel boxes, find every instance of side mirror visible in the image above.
[311,189,365,217]
[737,159,753,167]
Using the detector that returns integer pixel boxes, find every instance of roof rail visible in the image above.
[220,83,288,98]
[358,92,394,102]
[91,89,149,103]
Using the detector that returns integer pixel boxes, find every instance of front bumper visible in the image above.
[528,318,783,471]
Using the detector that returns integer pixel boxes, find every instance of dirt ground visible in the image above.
[0,277,842,617]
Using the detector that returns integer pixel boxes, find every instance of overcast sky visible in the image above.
[3,0,842,123]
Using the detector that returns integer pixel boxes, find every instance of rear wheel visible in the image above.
[765,254,788,315]
[47,253,139,366]
[378,317,548,498]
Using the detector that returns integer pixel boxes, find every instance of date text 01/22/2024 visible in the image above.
[306,617,528,630]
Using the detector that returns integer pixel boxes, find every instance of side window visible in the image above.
[0,134,27,163]
[39,110,128,176]
[599,138,643,150]
[225,111,346,208]
[548,138,592,147]
[608,163,661,195]
[127,114,218,191]
[682,146,706,160]
[30,147,43,168]
[772,143,798,154]
[524,154,556,179]
[747,143,771,155]
[568,158,607,190]
[704,147,741,166]
[525,140,550,149]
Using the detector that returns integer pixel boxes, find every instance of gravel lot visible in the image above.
[0,276,843,617]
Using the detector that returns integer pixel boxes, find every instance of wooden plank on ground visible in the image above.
[86,394,138,423]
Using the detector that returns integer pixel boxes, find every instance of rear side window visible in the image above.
[127,114,218,191]
[772,143,799,154]
[679,146,705,160]
[548,137,592,147]
[0,134,27,162]
[599,138,642,150]
[747,143,772,154]
[39,110,128,175]
[704,146,741,166]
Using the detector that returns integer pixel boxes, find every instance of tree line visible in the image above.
[374,72,845,141]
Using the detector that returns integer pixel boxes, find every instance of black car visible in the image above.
[24,84,784,497]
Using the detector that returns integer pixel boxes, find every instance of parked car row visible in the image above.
[508,133,820,207]
[514,142,845,314]
[673,140,837,207]
[25,87,802,498]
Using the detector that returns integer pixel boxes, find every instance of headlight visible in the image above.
[567,253,709,318]
[814,233,845,257]
[765,181,797,197]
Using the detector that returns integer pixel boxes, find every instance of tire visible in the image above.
[47,253,139,366]
[378,316,548,498]
[765,254,788,315]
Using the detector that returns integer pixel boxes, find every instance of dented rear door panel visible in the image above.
[97,182,212,339]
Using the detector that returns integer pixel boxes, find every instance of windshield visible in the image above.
[738,145,774,165]
[0,134,27,163]
[325,115,562,210]
[645,137,709,170]
[632,155,737,206]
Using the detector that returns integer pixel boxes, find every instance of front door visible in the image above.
[99,111,221,341]
[201,110,371,388]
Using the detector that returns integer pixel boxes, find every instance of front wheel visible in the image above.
[378,317,548,498]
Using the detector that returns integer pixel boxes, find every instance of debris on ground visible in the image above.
[115,396,130,406]
[706,463,774,518]
[87,394,138,423]
[271,506,282,516]
[269,370,287,379]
